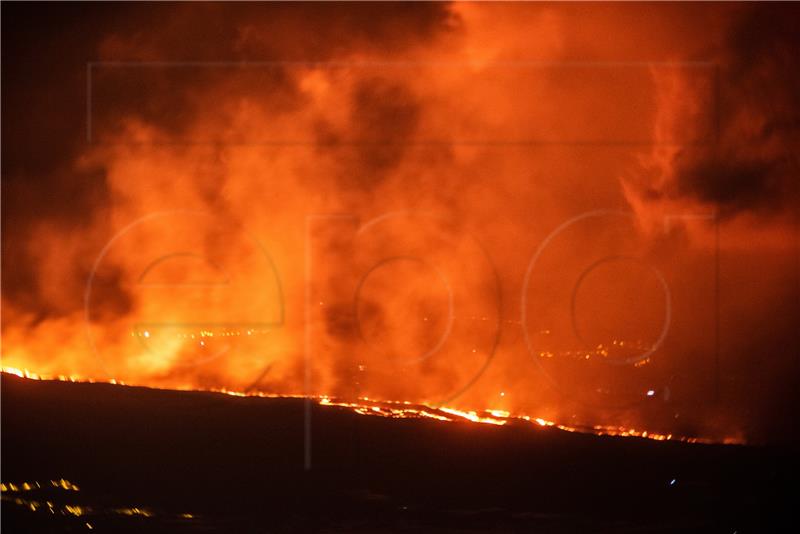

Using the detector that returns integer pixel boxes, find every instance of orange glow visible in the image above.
[2,369,739,445]
[2,3,797,447]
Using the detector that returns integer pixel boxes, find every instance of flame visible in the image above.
[2,368,738,444]
[3,3,794,448]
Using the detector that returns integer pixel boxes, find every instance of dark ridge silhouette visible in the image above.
[1,373,794,532]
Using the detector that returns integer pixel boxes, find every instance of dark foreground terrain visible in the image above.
[1,373,795,533]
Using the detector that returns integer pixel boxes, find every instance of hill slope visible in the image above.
[1,373,793,532]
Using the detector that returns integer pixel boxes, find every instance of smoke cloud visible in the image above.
[2,2,798,443]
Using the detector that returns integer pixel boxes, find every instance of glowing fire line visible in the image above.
[1,367,739,445]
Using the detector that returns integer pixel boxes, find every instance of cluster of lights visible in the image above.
[133,328,270,339]
[538,339,654,362]
[1,479,80,493]
[1,477,194,525]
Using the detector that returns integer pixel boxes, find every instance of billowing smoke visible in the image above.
[621,3,800,441]
[2,3,798,443]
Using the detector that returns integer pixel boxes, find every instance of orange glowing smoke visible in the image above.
[2,3,798,445]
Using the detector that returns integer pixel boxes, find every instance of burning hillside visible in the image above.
[2,372,791,533]
[3,3,799,446]
[2,3,799,532]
